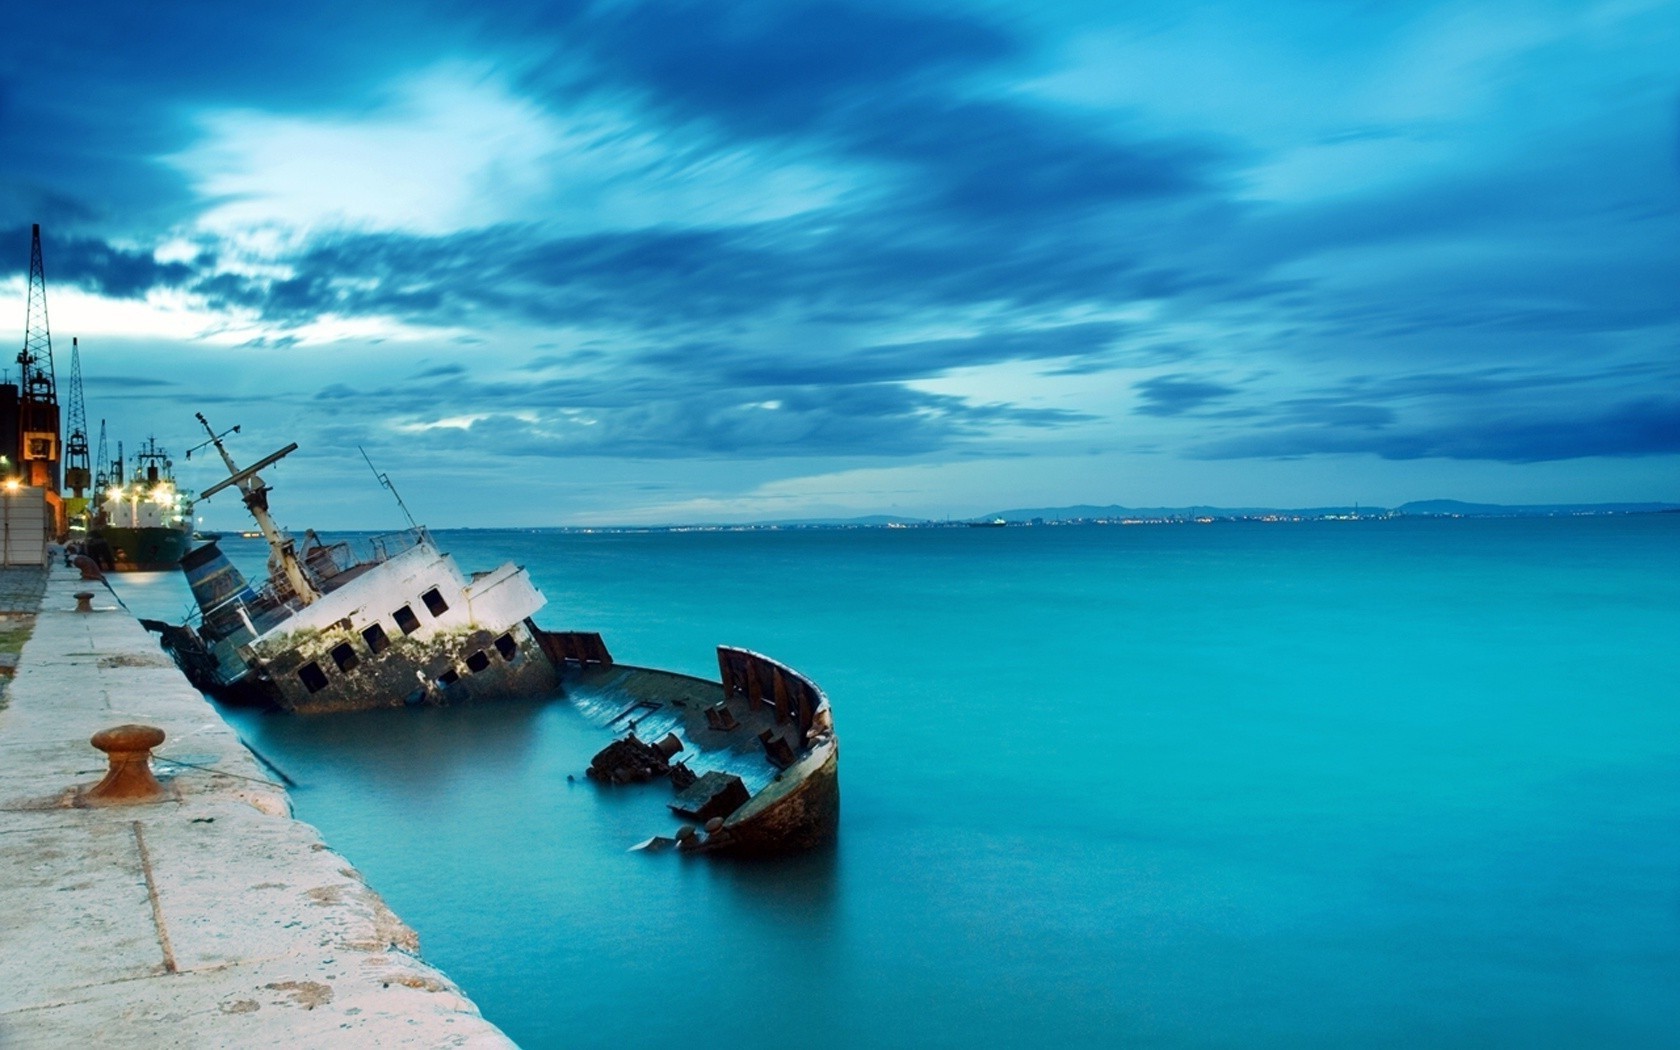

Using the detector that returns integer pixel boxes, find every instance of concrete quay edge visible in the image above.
[0,564,517,1049]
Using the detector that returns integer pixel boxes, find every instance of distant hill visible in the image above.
[756,514,925,526]
[985,500,1680,521]
[986,504,1370,520]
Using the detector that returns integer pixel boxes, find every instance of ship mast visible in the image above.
[192,413,320,606]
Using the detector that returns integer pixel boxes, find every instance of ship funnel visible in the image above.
[181,541,256,618]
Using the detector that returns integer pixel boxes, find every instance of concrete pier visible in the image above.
[0,565,516,1048]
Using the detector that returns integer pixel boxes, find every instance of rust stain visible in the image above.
[266,980,334,1010]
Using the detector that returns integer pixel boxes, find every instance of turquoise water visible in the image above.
[112,516,1680,1047]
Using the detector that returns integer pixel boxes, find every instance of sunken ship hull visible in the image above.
[159,535,557,714]
[150,417,837,853]
[149,415,562,715]
[550,637,840,855]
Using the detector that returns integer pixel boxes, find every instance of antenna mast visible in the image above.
[193,413,319,605]
[359,446,421,534]
[64,337,90,497]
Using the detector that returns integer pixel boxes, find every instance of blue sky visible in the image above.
[2,0,1676,527]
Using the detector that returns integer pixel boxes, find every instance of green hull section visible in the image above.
[95,525,193,572]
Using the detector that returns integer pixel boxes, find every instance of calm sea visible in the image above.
[109,516,1680,1048]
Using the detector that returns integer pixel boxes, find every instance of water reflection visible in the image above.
[229,695,557,789]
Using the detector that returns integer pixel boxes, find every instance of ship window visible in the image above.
[465,650,491,674]
[439,668,461,685]
[331,642,359,673]
[494,633,518,661]
[362,623,390,654]
[421,588,449,617]
[393,605,421,634]
[298,661,329,694]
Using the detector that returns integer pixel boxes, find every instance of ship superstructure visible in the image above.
[153,415,556,712]
[89,436,193,571]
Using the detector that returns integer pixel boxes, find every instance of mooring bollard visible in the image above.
[73,591,95,613]
[86,724,167,803]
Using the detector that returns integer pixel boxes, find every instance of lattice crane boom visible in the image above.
[65,336,91,496]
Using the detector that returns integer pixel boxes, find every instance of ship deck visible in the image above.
[559,663,807,796]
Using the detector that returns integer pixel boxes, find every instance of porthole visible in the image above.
[421,588,449,616]
[298,661,329,694]
[362,623,391,654]
[331,642,358,673]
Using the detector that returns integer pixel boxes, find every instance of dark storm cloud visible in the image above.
[542,0,1223,225]
[576,0,1015,135]
[0,2,470,234]
[160,213,1185,337]
[306,313,1099,461]
[643,323,1130,388]
[0,226,197,298]
[1327,366,1663,403]
[848,98,1215,220]
[315,366,1090,459]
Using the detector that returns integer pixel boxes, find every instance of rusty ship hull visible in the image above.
[150,419,557,715]
[545,636,840,855]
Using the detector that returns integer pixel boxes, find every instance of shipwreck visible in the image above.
[148,416,838,854]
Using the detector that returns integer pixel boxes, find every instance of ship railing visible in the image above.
[716,647,831,751]
[192,573,304,641]
[297,527,429,592]
[367,527,427,563]
[241,579,314,635]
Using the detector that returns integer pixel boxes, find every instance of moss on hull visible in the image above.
[249,621,558,714]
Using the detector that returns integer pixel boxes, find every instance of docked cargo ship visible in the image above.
[88,437,193,571]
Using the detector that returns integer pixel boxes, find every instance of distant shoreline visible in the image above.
[195,501,1680,536]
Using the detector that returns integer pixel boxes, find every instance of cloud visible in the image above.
[172,69,564,235]
[1195,397,1680,463]
[83,375,177,389]
[0,226,196,298]
[1133,374,1241,417]
[646,323,1132,388]
[366,378,1092,460]
[572,0,1018,135]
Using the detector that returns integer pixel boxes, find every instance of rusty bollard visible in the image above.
[74,591,95,613]
[85,725,167,804]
